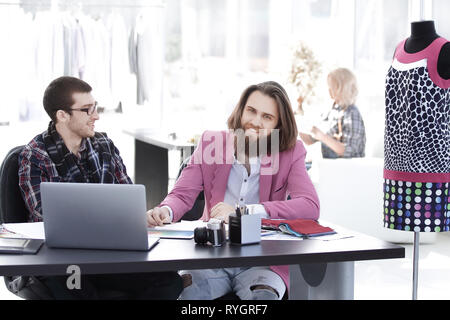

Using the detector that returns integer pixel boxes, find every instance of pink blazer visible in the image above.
[160,130,320,291]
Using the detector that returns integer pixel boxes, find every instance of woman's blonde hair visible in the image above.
[327,68,358,108]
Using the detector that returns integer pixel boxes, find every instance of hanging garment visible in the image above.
[134,8,165,107]
[106,12,134,110]
[78,15,111,108]
[383,37,450,232]
[0,7,36,122]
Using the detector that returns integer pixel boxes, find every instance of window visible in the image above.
[433,0,450,39]
[246,0,269,66]
[354,0,409,68]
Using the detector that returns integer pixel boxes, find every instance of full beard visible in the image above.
[233,130,273,163]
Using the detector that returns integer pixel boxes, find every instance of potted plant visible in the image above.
[288,41,322,115]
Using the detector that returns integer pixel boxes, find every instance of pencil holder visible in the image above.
[229,212,261,245]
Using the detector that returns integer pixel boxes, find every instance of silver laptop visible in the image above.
[41,182,159,251]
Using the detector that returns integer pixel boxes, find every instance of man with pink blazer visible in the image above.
[148,81,320,300]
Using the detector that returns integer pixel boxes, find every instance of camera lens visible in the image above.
[194,227,208,244]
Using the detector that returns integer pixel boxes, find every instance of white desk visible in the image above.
[123,128,195,209]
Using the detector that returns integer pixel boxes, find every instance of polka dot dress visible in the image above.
[383,38,450,232]
[383,180,449,232]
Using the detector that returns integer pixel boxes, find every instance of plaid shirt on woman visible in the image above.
[18,131,132,222]
[321,104,366,159]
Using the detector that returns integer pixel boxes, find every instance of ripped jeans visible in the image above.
[178,267,285,300]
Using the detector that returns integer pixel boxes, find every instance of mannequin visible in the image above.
[384,20,450,300]
[404,20,450,79]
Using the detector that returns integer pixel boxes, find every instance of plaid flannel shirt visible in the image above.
[18,132,132,222]
[321,104,366,159]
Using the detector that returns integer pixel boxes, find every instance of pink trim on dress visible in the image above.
[384,169,450,183]
[394,37,450,89]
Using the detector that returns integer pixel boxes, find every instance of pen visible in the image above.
[235,204,241,217]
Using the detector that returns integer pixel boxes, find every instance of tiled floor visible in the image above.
[1,232,449,300]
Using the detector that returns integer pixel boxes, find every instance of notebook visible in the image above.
[0,237,44,254]
[261,219,336,238]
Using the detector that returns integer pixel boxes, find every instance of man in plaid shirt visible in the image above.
[16,76,182,299]
[19,125,132,222]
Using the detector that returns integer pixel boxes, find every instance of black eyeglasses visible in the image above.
[70,102,98,115]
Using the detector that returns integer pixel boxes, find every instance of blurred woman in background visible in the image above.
[299,67,366,158]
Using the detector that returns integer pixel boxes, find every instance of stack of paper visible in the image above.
[147,220,207,239]
[1,222,45,240]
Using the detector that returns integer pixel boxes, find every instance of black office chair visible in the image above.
[175,156,205,221]
[0,146,29,224]
[0,145,55,299]
[0,146,133,300]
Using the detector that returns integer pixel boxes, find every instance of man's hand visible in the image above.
[147,207,171,227]
[210,202,235,224]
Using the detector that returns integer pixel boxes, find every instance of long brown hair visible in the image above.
[227,81,298,152]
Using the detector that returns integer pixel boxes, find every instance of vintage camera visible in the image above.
[194,218,226,247]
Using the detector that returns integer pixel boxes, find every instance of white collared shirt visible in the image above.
[223,156,268,217]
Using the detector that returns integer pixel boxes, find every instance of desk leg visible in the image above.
[134,139,168,209]
[289,262,354,300]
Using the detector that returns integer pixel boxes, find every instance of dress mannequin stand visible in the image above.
[384,20,450,300]
[406,20,449,300]
[412,232,419,299]
[405,21,450,79]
